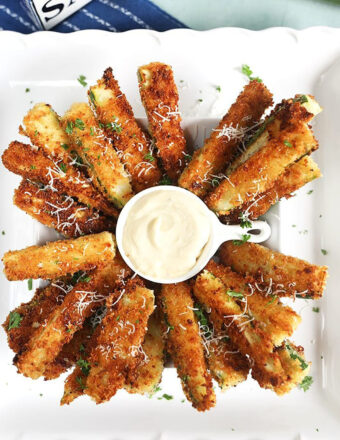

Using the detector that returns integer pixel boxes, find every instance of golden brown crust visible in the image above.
[193,269,286,389]
[2,231,116,281]
[225,155,321,222]
[14,180,115,238]
[61,103,133,209]
[90,68,161,192]
[220,241,328,299]
[205,98,319,214]
[14,258,129,379]
[205,260,301,347]
[160,282,216,411]
[138,62,187,181]
[2,141,118,218]
[178,80,273,197]
[85,279,154,403]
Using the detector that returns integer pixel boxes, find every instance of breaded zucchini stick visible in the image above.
[15,258,130,379]
[193,270,286,389]
[125,311,164,395]
[89,68,161,192]
[159,282,216,411]
[61,103,133,209]
[220,241,328,299]
[2,141,118,218]
[3,231,115,281]
[226,155,321,222]
[206,95,322,215]
[178,80,273,197]
[22,103,71,162]
[205,260,301,346]
[273,341,311,395]
[3,281,68,354]
[194,304,249,391]
[85,280,154,404]
[14,180,115,238]
[138,62,187,181]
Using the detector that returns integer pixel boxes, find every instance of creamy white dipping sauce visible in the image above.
[122,190,211,279]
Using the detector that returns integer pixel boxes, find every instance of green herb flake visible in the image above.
[286,344,308,370]
[30,165,36,170]
[266,294,277,305]
[299,375,313,392]
[28,278,33,291]
[75,118,85,131]
[76,375,86,390]
[312,307,320,313]
[34,130,39,136]
[79,343,85,353]
[321,249,328,255]
[144,153,154,162]
[77,75,87,87]
[226,290,244,299]
[8,311,23,330]
[65,121,74,135]
[106,120,122,134]
[233,234,251,246]
[293,95,308,104]
[59,162,67,173]
[284,140,293,148]
[162,393,173,400]
[239,213,252,229]
[1,231,5,235]
[211,178,219,187]
[241,64,262,83]
[25,88,30,93]
[77,358,91,376]
[216,85,221,92]
[116,315,120,321]
[198,98,203,102]
[307,190,313,195]
[159,176,172,185]
[61,143,69,150]
[90,127,95,136]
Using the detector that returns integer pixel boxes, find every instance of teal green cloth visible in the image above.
[152,0,340,29]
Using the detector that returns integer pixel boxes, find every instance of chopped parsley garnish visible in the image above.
[25,88,30,93]
[30,165,36,170]
[1,231,5,235]
[144,153,154,162]
[59,162,67,173]
[211,178,219,187]
[116,315,120,321]
[299,375,313,392]
[284,140,293,148]
[8,311,23,330]
[307,190,313,195]
[34,130,39,136]
[161,393,173,400]
[241,64,262,83]
[286,344,308,370]
[75,118,85,130]
[61,143,69,150]
[77,358,91,376]
[159,176,172,185]
[321,249,328,255]
[239,213,252,229]
[77,75,87,87]
[28,278,33,291]
[266,294,277,305]
[198,98,203,102]
[193,304,209,328]
[226,290,244,299]
[79,343,85,353]
[233,234,251,246]
[70,271,91,285]
[89,90,96,104]
[90,127,95,136]
[216,85,221,92]
[105,121,122,134]
[312,307,320,313]
[65,121,74,134]
[76,375,86,390]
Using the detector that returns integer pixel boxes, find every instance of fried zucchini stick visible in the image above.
[206,95,322,215]
[3,281,68,354]
[220,242,328,299]
[273,341,311,394]
[226,155,321,222]
[125,311,164,395]
[89,68,161,192]
[205,260,301,346]
[22,103,72,162]
[160,283,216,411]
[194,304,249,390]
[14,180,115,238]
[2,141,118,218]
[15,258,130,379]
[61,103,133,209]
[138,62,187,181]
[193,270,286,389]
[84,280,154,403]
[178,80,273,197]
[3,231,115,281]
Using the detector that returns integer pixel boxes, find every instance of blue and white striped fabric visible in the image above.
[0,0,187,33]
